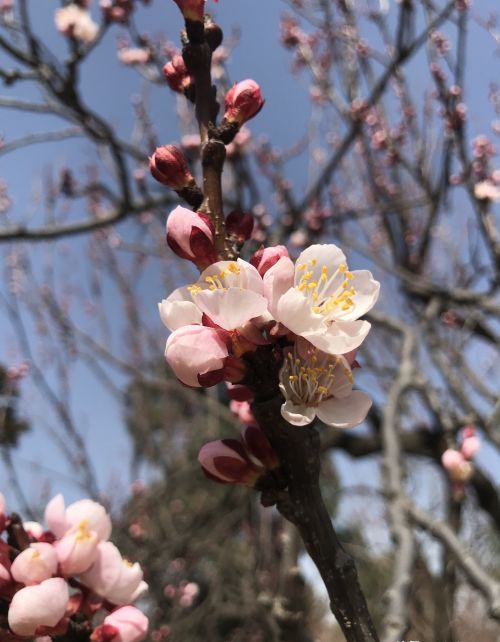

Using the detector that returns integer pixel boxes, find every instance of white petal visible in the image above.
[263,256,294,318]
[295,244,346,286]
[276,287,323,334]
[316,390,372,428]
[159,287,202,331]
[281,400,316,426]
[199,259,264,294]
[304,320,371,355]
[194,288,268,330]
[334,270,380,321]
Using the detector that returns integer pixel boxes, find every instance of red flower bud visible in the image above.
[226,210,254,242]
[172,0,205,22]
[166,206,216,268]
[163,55,192,94]
[250,245,289,277]
[241,425,278,470]
[224,79,265,126]
[198,439,263,486]
[150,145,194,190]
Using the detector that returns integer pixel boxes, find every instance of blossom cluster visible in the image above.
[441,425,480,496]
[0,493,148,642]
[158,235,379,431]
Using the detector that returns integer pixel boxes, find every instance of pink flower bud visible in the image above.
[11,543,58,585]
[225,210,254,243]
[241,425,278,470]
[461,436,480,460]
[81,542,147,606]
[250,245,289,277]
[441,449,473,482]
[224,80,265,126]
[230,400,255,425]
[166,206,216,268]
[8,578,69,637]
[172,0,205,22]
[163,55,192,93]
[198,439,264,486]
[55,523,100,575]
[91,606,148,642]
[149,145,194,190]
[165,325,230,387]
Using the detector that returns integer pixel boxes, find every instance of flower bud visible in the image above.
[441,449,473,482]
[165,325,230,387]
[226,383,254,402]
[241,425,278,470]
[163,55,192,94]
[149,145,194,191]
[172,0,205,22]
[8,578,69,637]
[224,80,265,126]
[226,210,254,243]
[198,439,264,486]
[91,606,148,642]
[55,522,100,575]
[166,206,216,268]
[250,245,289,277]
[11,543,58,585]
[230,400,255,425]
[460,429,480,460]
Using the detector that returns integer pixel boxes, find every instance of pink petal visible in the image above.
[8,578,69,637]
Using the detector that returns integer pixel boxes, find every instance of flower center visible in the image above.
[295,260,356,315]
[188,261,241,295]
[282,347,352,407]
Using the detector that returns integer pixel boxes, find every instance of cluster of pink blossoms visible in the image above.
[159,237,379,431]
[0,494,148,641]
[441,425,480,496]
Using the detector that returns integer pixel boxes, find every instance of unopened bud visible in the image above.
[163,55,193,94]
[172,0,205,22]
[224,79,264,126]
[241,425,278,470]
[166,206,216,268]
[150,145,194,191]
[441,449,473,483]
[198,439,263,486]
[250,245,289,277]
[226,210,254,243]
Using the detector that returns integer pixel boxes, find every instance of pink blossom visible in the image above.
[23,521,45,540]
[55,5,99,43]
[91,606,148,642]
[80,542,147,606]
[8,577,69,637]
[279,338,372,428]
[441,449,473,482]
[45,494,112,541]
[264,244,380,356]
[55,523,100,575]
[118,48,150,66]
[164,325,231,387]
[474,180,500,202]
[159,259,268,332]
[10,543,58,585]
[460,428,480,460]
